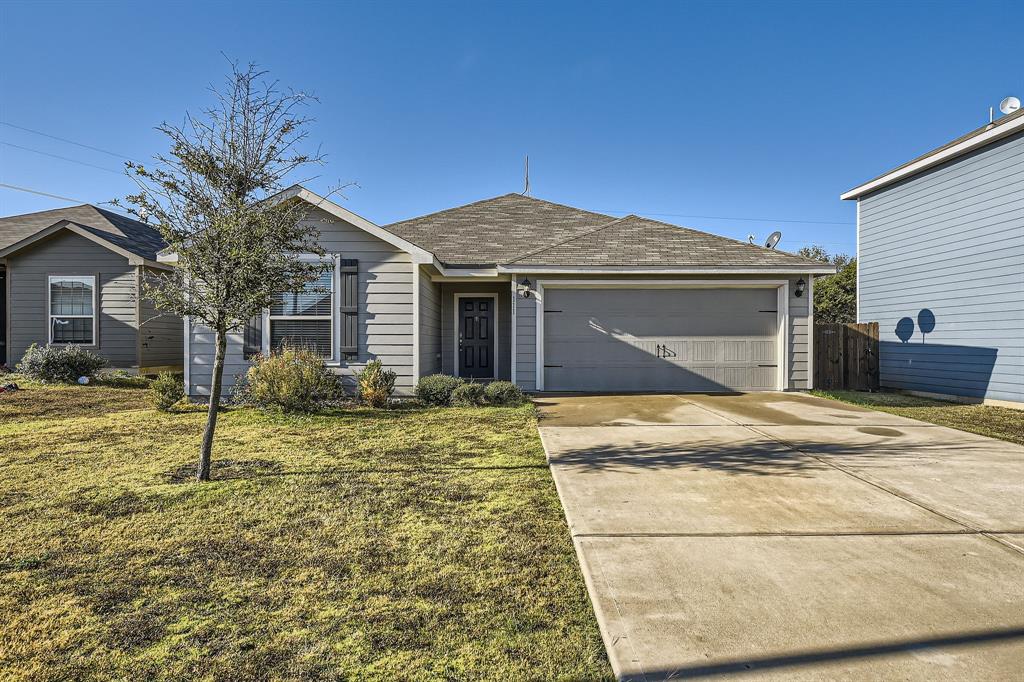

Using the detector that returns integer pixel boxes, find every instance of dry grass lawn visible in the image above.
[0,380,610,681]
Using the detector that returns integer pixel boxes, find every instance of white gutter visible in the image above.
[841,113,1024,200]
[497,265,837,275]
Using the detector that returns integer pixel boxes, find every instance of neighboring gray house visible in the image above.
[843,108,1024,407]
[173,185,833,398]
[0,205,182,372]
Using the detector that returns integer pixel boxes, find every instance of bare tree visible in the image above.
[120,63,328,481]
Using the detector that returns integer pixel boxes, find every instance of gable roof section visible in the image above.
[0,204,165,263]
[504,214,830,270]
[382,193,614,267]
[842,107,1024,200]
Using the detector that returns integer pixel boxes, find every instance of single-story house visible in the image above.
[0,205,182,372]
[842,107,1023,407]
[173,186,834,398]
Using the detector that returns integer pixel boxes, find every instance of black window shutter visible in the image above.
[339,259,358,360]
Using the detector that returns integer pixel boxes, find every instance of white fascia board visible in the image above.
[284,186,436,263]
[840,114,1024,200]
[0,220,169,269]
[498,265,836,275]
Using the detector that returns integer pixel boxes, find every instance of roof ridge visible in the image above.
[0,203,93,223]
[507,214,634,264]
[384,192,613,229]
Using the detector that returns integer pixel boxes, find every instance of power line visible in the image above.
[0,121,142,164]
[0,182,87,204]
[1,141,125,175]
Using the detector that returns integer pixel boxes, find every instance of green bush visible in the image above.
[151,372,185,411]
[17,343,108,383]
[483,380,525,406]
[241,346,343,413]
[357,359,397,408]
[415,374,464,406]
[450,381,485,407]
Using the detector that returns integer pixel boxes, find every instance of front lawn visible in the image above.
[0,381,609,680]
[811,389,1024,446]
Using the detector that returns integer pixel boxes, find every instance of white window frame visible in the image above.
[47,275,98,346]
[262,255,339,363]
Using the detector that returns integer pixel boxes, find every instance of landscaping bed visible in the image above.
[0,380,609,680]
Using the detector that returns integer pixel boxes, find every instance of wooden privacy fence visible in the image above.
[814,322,880,391]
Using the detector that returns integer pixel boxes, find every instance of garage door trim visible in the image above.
[534,279,790,392]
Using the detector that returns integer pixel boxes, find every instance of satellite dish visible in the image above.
[999,96,1021,115]
[764,231,782,249]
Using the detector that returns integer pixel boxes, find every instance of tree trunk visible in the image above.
[197,329,227,481]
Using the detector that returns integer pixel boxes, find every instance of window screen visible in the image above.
[49,276,95,344]
[269,267,333,358]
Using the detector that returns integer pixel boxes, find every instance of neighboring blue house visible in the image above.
[842,108,1023,407]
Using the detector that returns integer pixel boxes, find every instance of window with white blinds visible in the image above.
[268,267,333,358]
[49,275,96,345]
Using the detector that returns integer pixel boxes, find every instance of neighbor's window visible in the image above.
[269,266,333,358]
[49,275,96,344]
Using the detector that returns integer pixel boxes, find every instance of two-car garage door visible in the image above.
[543,288,780,392]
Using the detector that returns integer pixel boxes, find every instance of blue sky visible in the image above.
[1,0,1021,256]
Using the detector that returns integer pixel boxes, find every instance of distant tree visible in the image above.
[798,245,857,324]
[120,63,328,481]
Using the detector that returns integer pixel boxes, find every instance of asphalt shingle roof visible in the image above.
[383,194,827,268]
[383,193,614,267]
[0,204,165,260]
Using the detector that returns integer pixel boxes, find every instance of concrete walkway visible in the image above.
[537,393,1024,681]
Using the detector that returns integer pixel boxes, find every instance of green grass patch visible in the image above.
[0,381,610,680]
[810,389,1024,445]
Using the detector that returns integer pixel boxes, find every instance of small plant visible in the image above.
[100,370,151,389]
[241,345,343,413]
[151,372,185,411]
[484,380,525,406]
[450,381,485,407]
[357,359,397,408]
[416,374,464,406]
[17,343,108,383]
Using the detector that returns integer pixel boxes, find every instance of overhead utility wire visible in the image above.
[0,121,143,164]
[0,182,87,204]
[1,141,125,175]
[599,209,853,226]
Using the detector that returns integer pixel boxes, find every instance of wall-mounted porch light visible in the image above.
[795,277,806,297]
[518,277,532,298]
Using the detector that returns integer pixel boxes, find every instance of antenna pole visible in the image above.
[990,106,994,124]
[522,155,530,195]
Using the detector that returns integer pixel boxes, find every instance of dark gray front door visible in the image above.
[458,297,494,378]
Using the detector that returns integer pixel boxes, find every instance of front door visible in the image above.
[458,297,494,378]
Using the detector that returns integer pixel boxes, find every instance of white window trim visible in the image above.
[262,255,339,363]
[533,279,790,392]
[453,292,499,379]
[47,275,98,346]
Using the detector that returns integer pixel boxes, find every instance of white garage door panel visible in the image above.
[544,288,779,392]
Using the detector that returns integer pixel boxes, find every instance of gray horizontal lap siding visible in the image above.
[7,231,139,368]
[188,207,415,397]
[858,130,1024,403]
[139,266,183,368]
[418,268,442,376]
[512,274,809,392]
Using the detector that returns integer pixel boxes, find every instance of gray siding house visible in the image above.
[843,108,1024,407]
[174,186,832,398]
[0,205,182,371]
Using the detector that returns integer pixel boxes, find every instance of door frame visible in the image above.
[534,279,789,392]
[453,292,498,379]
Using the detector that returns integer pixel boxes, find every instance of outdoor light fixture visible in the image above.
[519,277,532,298]
[795,278,806,297]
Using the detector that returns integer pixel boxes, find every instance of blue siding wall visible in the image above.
[858,131,1024,403]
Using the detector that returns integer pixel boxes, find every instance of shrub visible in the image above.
[358,359,397,408]
[450,381,485,407]
[415,374,464,406]
[484,380,525,406]
[151,372,185,411]
[241,345,343,413]
[18,343,108,383]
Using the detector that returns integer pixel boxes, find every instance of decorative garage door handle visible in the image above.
[655,344,677,358]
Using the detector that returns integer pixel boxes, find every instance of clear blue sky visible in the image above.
[1,0,1022,256]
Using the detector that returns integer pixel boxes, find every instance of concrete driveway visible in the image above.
[536,393,1024,681]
